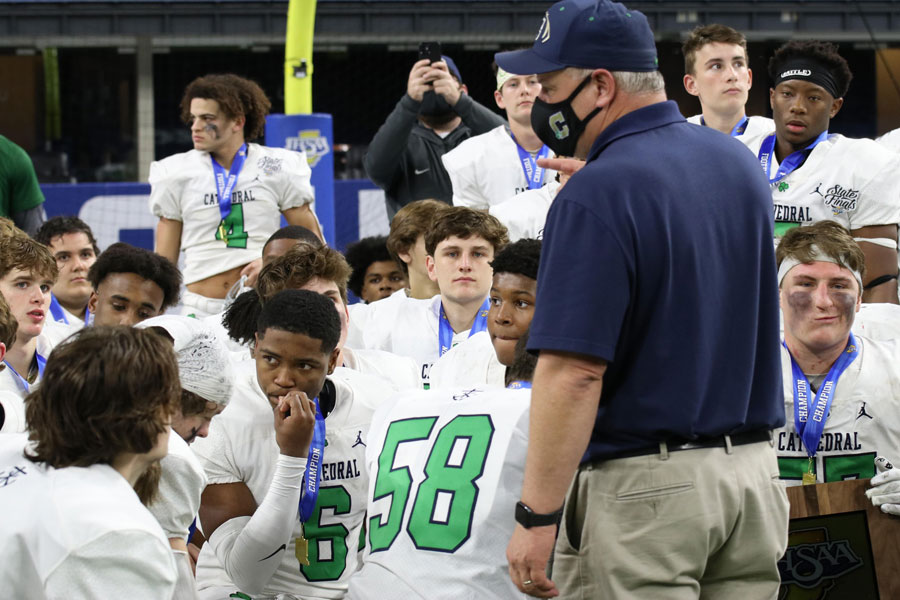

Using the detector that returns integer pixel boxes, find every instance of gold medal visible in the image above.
[802,457,817,485]
[218,222,228,244]
[295,535,309,566]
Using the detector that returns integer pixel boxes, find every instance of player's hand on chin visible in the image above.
[507,524,559,598]
[273,391,317,458]
[866,456,900,516]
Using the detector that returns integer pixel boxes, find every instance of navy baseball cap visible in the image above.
[442,55,463,83]
[495,0,658,75]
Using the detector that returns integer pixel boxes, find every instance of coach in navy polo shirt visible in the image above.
[497,1,788,598]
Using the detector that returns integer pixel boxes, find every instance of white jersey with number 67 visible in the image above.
[348,386,529,600]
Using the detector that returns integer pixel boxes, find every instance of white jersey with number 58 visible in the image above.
[348,386,530,600]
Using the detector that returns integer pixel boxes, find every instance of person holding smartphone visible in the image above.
[365,43,506,219]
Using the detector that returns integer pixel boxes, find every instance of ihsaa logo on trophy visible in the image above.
[285,130,330,168]
[777,513,876,599]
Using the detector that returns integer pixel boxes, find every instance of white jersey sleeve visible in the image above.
[150,433,207,541]
[348,386,530,600]
[876,128,900,153]
[442,125,554,210]
[0,390,25,432]
[429,331,505,389]
[489,179,559,242]
[775,336,900,485]
[342,347,421,391]
[852,303,900,341]
[45,529,178,600]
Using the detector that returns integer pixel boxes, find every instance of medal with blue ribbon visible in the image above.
[758,130,830,185]
[784,334,859,485]
[438,298,490,357]
[295,395,326,566]
[506,381,532,390]
[3,353,47,393]
[512,134,551,191]
[211,143,248,244]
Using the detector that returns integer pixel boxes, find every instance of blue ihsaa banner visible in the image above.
[265,113,336,245]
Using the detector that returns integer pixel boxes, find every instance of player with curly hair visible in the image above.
[150,74,321,318]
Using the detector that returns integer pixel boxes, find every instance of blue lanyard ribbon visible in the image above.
[758,131,829,184]
[699,116,749,137]
[512,134,551,190]
[48,294,90,325]
[48,294,67,324]
[438,298,490,357]
[298,396,326,523]
[211,144,248,221]
[784,334,859,457]
[506,381,532,390]
[3,353,47,393]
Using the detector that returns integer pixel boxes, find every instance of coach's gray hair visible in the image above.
[567,67,665,95]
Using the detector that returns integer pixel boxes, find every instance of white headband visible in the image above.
[777,245,863,292]
[136,315,234,406]
[496,67,515,91]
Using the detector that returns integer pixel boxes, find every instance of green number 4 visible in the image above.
[215,204,249,248]
[369,415,494,554]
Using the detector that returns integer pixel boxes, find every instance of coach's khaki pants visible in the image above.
[552,439,789,600]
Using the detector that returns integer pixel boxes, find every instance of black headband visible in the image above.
[773,58,841,99]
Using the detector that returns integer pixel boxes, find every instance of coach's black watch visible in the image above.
[515,501,562,529]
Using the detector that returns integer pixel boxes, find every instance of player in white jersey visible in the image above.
[152,74,320,318]
[0,235,59,399]
[875,127,900,152]
[356,207,509,388]
[740,40,900,304]
[34,216,99,329]
[348,332,537,600]
[442,66,553,210]
[0,326,181,599]
[681,24,774,137]
[774,222,900,495]
[223,244,421,391]
[87,242,182,327]
[431,239,540,389]
[344,236,408,304]
[192,290,394,599]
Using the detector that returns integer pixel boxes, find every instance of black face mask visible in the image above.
[530,75,601,157]
[419,90,455,118]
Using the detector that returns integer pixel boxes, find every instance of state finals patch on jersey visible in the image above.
[773,181,861,238]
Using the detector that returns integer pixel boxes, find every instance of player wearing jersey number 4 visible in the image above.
[192,290,395,599]
[151,74,321,318]
[348,333,537,599]
[740,41,900,304]
[774,222,900,498]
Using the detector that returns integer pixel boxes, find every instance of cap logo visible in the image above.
[536,11,551,43]
[781,69,811,78]
[549,112,569,139]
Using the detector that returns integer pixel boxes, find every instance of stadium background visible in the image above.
[2,0,900,252]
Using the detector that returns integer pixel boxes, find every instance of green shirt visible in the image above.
[0,135,44,218]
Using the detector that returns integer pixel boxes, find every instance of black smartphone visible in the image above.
[418,41,442,64]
